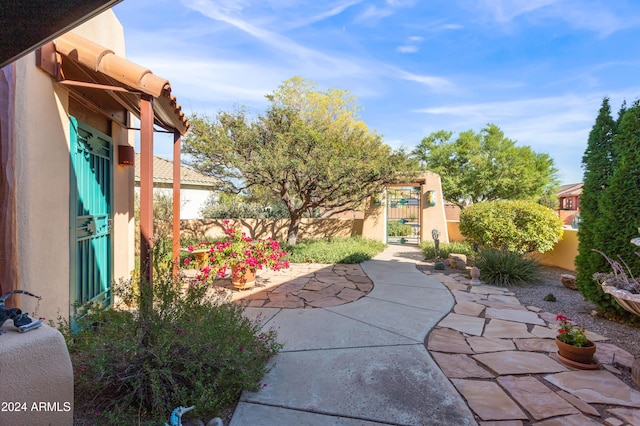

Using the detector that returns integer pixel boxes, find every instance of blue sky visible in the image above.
[112,0,640,185]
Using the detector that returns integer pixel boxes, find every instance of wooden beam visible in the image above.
[172,129,181,277]
[0,65,19,307]
[139,95,154,286]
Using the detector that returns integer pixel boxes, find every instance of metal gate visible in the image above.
[69,117,113,323]
[386,186,421,244]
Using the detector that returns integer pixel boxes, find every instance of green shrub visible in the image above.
[420,240,475,260]
[284,236,385,264]
[476,250,542,286]
[387,221,413,236]
[59,248,282,425]
[460,200,564,254]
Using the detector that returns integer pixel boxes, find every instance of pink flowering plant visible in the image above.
[556,314,591,347]
[185,220,289,283]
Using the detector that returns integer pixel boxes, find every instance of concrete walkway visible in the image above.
[229,245,477,426]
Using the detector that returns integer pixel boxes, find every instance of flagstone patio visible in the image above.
[426,269,639,425]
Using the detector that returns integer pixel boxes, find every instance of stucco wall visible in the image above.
[447,220,578,272]
[420,171,449,243]
[15,54,71,322]
[181,218,364,242]
[532,228,578,271]
[14,10,132,322]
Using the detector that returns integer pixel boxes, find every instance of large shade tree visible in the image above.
[411,124,558,208]
[184,77,416,244]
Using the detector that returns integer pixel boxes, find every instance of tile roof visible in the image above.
[52,32,189,134]
[557,183,583,198]
[133,153,219,187]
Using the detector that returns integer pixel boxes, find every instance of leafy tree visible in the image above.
[184,77,416,244]
[412,124,559,208]
[586,101,640,316]
[459,200,564,254]
[575,97,619,311]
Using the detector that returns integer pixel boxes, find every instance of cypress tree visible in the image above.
[575,97,617,311]
[580,101,640,317]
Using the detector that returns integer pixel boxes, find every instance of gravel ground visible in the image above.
[508,265,640,359]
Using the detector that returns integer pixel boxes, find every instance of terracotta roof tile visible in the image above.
[53,32,189,134]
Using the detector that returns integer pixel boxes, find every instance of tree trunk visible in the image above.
[287,213,302,245]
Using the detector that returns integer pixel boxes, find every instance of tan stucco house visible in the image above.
[0,10,188,323]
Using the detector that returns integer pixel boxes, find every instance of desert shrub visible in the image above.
[284,236,385,264]
[460,200,563,254]
[59,246,282,425]
[476,249,542,286]
[420,240,475,260]
[387,220,413,236]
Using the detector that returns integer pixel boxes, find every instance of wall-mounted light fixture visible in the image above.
[118,145,134,166]
[426,190,437,207]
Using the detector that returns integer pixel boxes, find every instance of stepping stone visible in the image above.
[531,325,559,339]
[427,328,474,354]
[451,379,527,421]
[355,282,373,292]
[297,290,330,303]
[479,422,523,426]
[595,342,635,368]
[478,300,528,311]
[513,338,558,353]
[483,319,536,339]
[467,336,516,353]
[544,370,640,407]
[473,351,567,375]
[441,280,469,291]
[607,407,640,424]
[470,286,511,295]
[451,289,484,303]
[497,376,579,420]
[346,274,372,283]
[439,313,486,336]
[487,294,521,305]
[531,414,602,425]
[485,307,545,325]
[303,280,333,291]
[264,297,305,309]
[454,301,486,316]
[308,296,346,308]
[336,287,364,302]
[539,311,559,324]
[431,352,494,378]
[585,330,609,342]
[556,390,600,416]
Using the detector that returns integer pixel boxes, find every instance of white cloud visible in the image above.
[395,69,453,90]
[479,0,558,22]
[397,45,419,53]
[355,5,394,23]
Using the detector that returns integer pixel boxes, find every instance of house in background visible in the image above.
[557,183,583,227]
[0,10,189,324]
[134,154,219,219]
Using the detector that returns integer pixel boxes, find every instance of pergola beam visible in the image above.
[139,95,154,286]
[172,130,181,276]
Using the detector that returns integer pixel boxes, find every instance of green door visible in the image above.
[69,117,113,323]
[386,186,421,244]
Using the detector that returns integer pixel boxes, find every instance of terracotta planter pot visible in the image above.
[555,338,596,365]
[231,264,256,290]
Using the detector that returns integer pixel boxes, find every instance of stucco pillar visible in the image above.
[0,64,19,306]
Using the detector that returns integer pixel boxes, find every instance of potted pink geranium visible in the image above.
[186,220,289,289]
